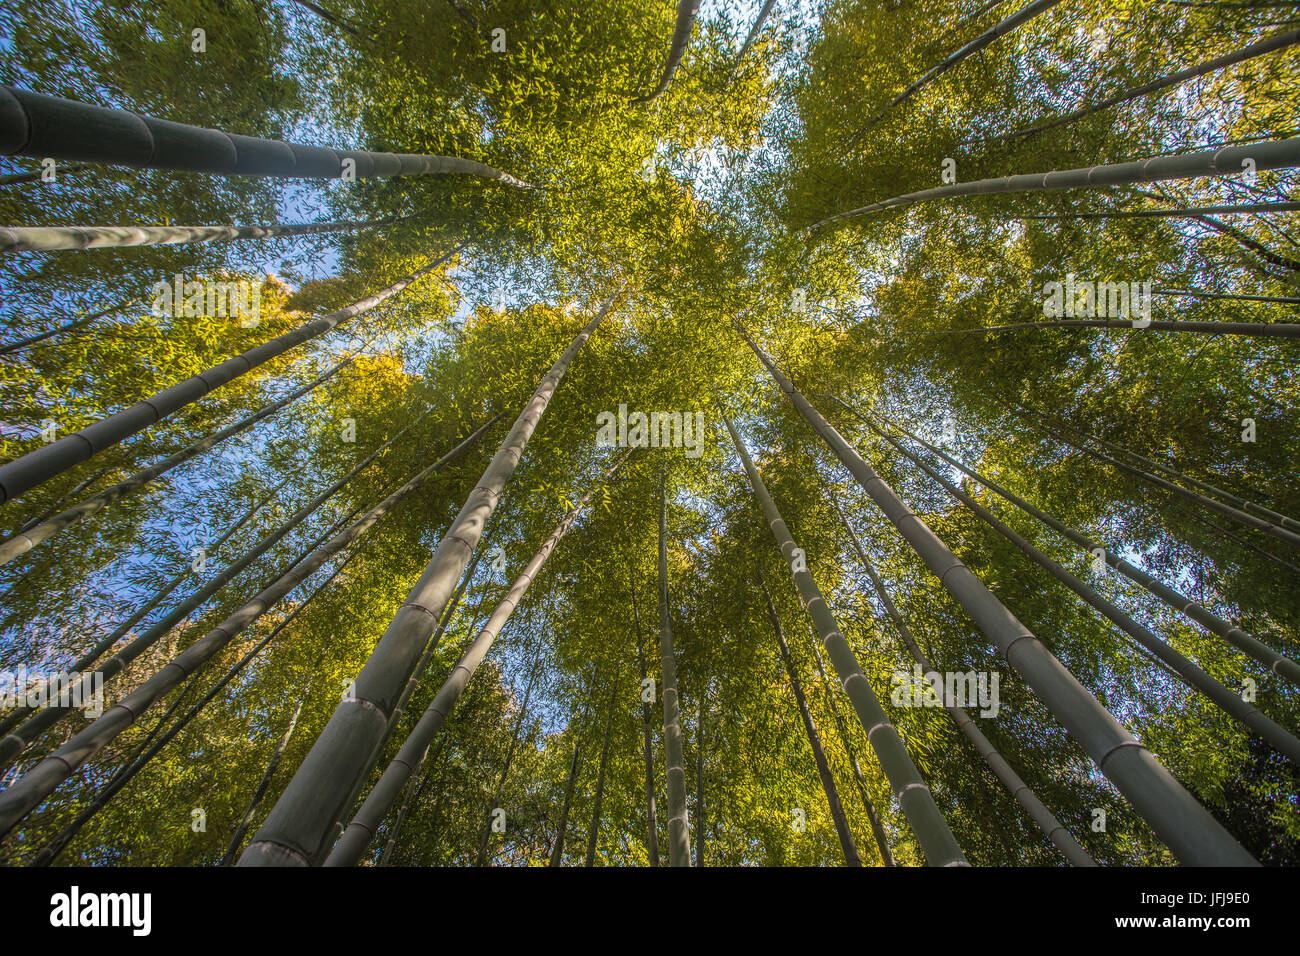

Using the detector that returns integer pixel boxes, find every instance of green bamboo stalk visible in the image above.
[757,565,862,867]
[734,321,1256,865]
[0,244,464,505]
[377,741,443,866]
[632,0,701,105]
[1007,201,1300,220]
[804,137,1300,231]
[0,346,363,567]
[0,405,437,768]
[998,29,1300,141]
[0,469,295,739]
[870,410,1300,687]
[242,295,619,867]
[854,0,1065,135]
[725,414,968,866]
[0,296,139,355]
[859,413,1300,764]
[693,693,705,868]
[0,417,494,838]
[550,735,584,867]
[321,452,630,867]
[33,551,360,867]
[0,86,532,187]
[475,650,544,866]
[828,487,1096,866]
[917,318,1300,338]
[659,474,691,866]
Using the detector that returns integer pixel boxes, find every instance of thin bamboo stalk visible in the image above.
[632,565,660,866]
[659,475,691,866]
[0,216,405,254]
[0,244,464,504]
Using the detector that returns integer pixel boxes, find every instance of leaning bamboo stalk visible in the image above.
[1065,433,1300,549]
[1006,200,1300,220]
[868,410,1300,687]
[0,347,362,567]
[757,567,862,867]
[321,452,630,867]
[0,86,533,188]
[377,742,442,866]
[13,466,109,536]
[725,415,969,867]
[830,489,1096,865]
[0,216,407,254]
[735,321,1256,865]
[0,406,436,768]
[658,475,691,867]
[550,735,584,867]
[241,295,619,867]
[34,551,360,867]
[804,136,1300,231]
[632,0,701,105]
[0,417,496,838]
[1153,289,1300,305]
[861,415,1300,764]
[853,0,1065,135]
[916,318,1300,338]
[1034,412,1300,536]
[998,29,1300,142]
[0,244,464,504]
[0,296,139,355]
[0,470,295,738]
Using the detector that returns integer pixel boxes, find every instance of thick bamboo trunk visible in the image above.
[805,136,1300,231]
[320,453,631,867]
[0,86,532,187]
[0,216,404,254]
[828,489,1095,866]
[858,411,1300,763]
[632,0,701,104]
[725,415,967,866]
[585,679,619,866]
[0,348,360,567]
[29,549,360,866]
[244,297,617,867]
[0,420,495,838]
[659,476,692,866]
[734,323,1255,865]
[0,244,464,505]
[869,410,1300,687]
[803,631,895,866]
[0,406,438,768]
[757,568,862,866]
[632,570,660,866]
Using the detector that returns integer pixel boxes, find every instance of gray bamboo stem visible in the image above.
[659,475,691,866]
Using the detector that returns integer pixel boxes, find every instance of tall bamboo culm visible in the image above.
[725,415,968,867]
[659,475,691,867]
[241,297,618,866]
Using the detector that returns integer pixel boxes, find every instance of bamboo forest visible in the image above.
[0,0,1298,883]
